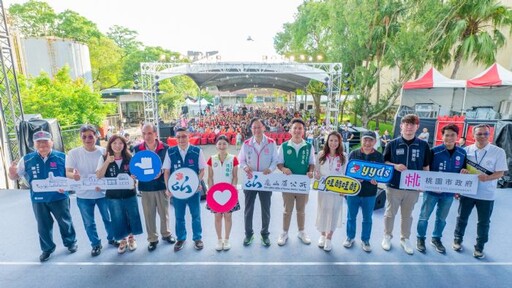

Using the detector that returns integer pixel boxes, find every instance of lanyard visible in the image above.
[475,150,487,166]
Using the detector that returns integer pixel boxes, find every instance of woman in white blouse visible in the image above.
[314,131,347,252]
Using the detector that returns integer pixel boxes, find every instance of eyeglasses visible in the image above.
[81,135,95,140]
[475,132,490,137]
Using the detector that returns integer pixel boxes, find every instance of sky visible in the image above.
[5,0,305,61]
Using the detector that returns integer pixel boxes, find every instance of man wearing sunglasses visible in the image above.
[66,125,116,256]
[453,124,508,259]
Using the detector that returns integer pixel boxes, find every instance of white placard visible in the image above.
[399,170,478,195]
[31,173,135,192]
[168,168,199,199]
[242,172,311,194]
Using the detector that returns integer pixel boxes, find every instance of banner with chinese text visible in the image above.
[242,172,311,194]
[399,170,478,195]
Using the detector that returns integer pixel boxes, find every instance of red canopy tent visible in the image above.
[467,63,512,88]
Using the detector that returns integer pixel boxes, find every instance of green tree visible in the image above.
[107,25,142,53]
[54,10,101,42]
[8,0,57,37]
[88,36,123,90]
[20,66,115,126]
[434,0,512,78]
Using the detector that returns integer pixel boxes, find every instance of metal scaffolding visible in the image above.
[140,62,343,127]
[0,1,24,164]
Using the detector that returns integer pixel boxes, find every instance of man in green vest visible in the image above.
[277,118,315,246]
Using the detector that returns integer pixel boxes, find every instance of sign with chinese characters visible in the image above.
[206,182,238,213]
[312,175,361,195]
[32,173,134,192]
[345,160,394,183]
[242,172,311,194]
[168,168,199,199]
[399,170,478,195]
[130,150,162,182]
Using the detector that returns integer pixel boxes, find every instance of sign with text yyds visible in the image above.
[399,170,478,195]
[345,160,394,183]
[242,172,311,194]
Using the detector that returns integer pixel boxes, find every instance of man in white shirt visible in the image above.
[66,124,115,256]
[453,124,508,259]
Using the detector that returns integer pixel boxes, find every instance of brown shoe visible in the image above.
[174,240,185,252]
[194,240,204,250]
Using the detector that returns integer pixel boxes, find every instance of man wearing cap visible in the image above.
[66,124,116,257]
[9,131,78,262]
[133,123,176,252]
[382,114,431,255]
[344,131,384,252]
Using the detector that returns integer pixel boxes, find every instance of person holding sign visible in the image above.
[66,124,116,257]
[416,124,467,254]
[96,135,143,254]
[206,135,240,251]
[163,127,207,251]
[8,131,78,262]
[314,131,347,252]
[345,131,384,253]
[133,124,176,252]
[453,124,508,259]
[382,114,431,255]
[238,117,279,247]
[277,118,315,246]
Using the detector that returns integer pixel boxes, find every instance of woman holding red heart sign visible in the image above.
[206,135,240,251]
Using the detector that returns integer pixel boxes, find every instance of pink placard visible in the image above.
[206,182,238,213]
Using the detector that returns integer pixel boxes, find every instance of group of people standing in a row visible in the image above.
[8,113,507,262]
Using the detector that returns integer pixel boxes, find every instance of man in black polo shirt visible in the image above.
[381,114,431,255]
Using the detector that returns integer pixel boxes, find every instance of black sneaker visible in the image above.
[148,241,158,252]
[68,243,78,253]
[453,238,463,252]
[261,236,271,247]
[108,240,120,247]
[194,240,204,250]
[91,245,102,257]
[39,251,52,262]
[162,235,176,244]
[174,240,185,252]
[243,235,254,246]
[431,238,446,254]
[473,248,485,259]
[416,238,426,253]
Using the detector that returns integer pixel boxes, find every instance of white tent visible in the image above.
[185,98,211,116]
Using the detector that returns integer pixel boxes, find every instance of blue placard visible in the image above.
[129,150,162,182]
[345,159,394,183]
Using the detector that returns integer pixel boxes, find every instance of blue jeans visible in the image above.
[107,196,143,240]
[346,195,376,242]
[454,196,494,250]
[343,141,350,153]
[77,197,114,247]
[416,192,454,239]
[173,192,202,241]
[32,198,77,253]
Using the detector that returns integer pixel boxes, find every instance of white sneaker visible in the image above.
[381,235,392,251]
[215,239,223,251]
[128,237,137,251]
[318,236,326,248]
[297,231,311,245]
[223,239,231,251]
[400,238,414,255]
[277,232,288,246]
[343,238,354,248]
[323,239,332,252]
[361,241,372,252]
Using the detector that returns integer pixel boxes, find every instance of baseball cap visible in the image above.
[361,131,376,140]
[33,131,52,142]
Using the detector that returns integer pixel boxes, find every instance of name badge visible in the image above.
[396,148,405,156]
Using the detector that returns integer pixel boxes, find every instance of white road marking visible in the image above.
[1,261,512,266]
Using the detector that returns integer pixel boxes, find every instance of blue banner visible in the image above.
[345,159,394,183]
